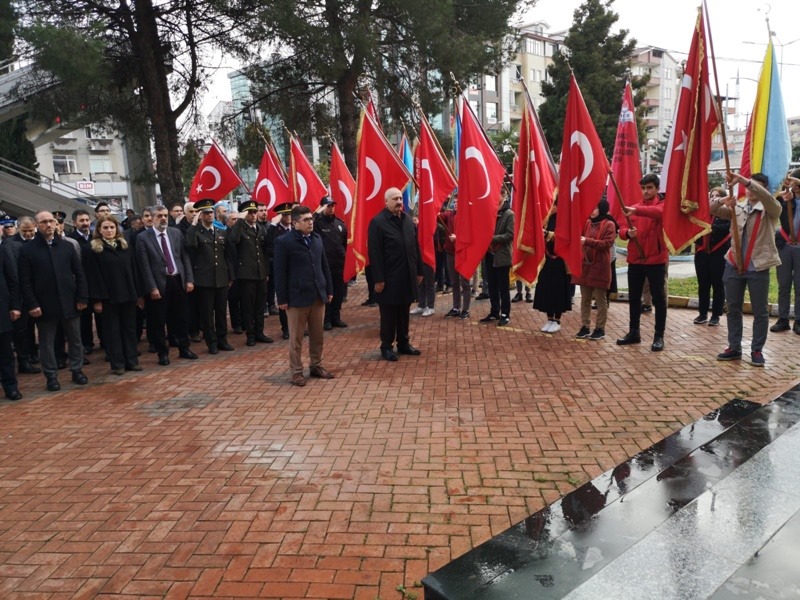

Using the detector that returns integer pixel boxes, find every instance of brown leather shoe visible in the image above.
[309,366,334,379]
[290,372,307,386]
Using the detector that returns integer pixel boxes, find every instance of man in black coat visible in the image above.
[5,216,40,374]
[314,196,348,330]
[136,205,198,365]
[185,199,234,354]
[266,203,295,338]
[367,187,424,361]
[228,200,272,346]
[0,244,22,400]
[18,211,89,391]
[274,204,334,386]
[68,208,100,354]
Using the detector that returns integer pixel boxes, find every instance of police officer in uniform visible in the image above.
[266,203,296,339]
[313,196,348,330]
[228,199,272,346]
[185,198,235,354]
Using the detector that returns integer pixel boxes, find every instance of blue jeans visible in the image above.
[723,264,770,352]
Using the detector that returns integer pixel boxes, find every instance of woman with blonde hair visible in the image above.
[84,215,143,375]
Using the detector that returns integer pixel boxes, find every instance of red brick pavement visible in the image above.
[1,284,798,599]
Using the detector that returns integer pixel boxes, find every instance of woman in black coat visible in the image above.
[84,216,143,375]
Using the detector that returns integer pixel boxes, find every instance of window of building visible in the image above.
[470,100,480,119]
[53,154,78,174]
[486,103,498,124]
[534,70,543,82]
[84,126,111,140]
[664,67,672,81]
[664,87,672,100]
[514,64,522,81]
[89,156,113,173]
[485,75,497,92]
[524,39,544,55]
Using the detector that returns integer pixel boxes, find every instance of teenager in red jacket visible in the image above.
[617,173,669,351]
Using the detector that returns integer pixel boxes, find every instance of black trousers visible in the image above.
[266,260,276,309]
[196,286,229,347]
[695,251,726,317]
[187,289,201,336]
[628,263,667,333]
[239,279,265,339]
[325,266,346,324]
[435,249,450,288]
[365,265,376,302]
[228,280,242,330]
[79,307,97,350]
[99,301,138,369]
[146,275,190,354]
[379,303,411,350]
[487,263,512,317]
[12,313,36,362]
[0,330,17,393]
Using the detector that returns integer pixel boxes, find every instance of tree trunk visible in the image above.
[131,0,184,208]
[337,71,359,174]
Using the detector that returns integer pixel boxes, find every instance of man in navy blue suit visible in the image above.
[274,205,334,386]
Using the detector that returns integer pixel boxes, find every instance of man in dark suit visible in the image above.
[266,203,295,339]
[274,204,334,386]
[313,196,348,330]
[368,187,424,361]
[124,206,153,344]
[136,205,198,365]
[228,200,272,346]
[68,208,99,354]
[6,216,40,374]
[0,243,22,400]
[185,199,234,354]
[18,211,89,391]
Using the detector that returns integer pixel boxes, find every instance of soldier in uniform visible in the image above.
[228,199,273,346]
[266,203,295,339]
[313,196,348,330]
[185,198,235,354]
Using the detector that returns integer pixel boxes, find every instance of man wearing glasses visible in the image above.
[274,205,334,386]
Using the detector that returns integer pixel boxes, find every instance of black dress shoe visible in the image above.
[71,370,89,385]
[126,364,144,372]
[380,348,398,361]
[18,361,41,374]
[157,353,170,366]
[179,348,199,360]
[232,327,243,334]
[616,330,641,345]
[324,322,333,331]
[148,343,157,353]
[208,345,219,355]
[269,306,279,316]
[479,314,499,323]
[332,319,348,328]
[82,356,91,365]
[282,331,290,340]
[57,360,67,370]
[29,355,40,365]
[218,342,234,351]
[46,376,60,391]
[397,345,422,356]
[361,299,377,307]
[651,334,665,352]
[245,337,256,347]
[5,388,22,401]
[498,316,511,326]
[84,346,94,355]
[511,293,523,303]
[255,334,273,344]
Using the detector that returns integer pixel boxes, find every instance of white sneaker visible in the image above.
[410,307,424,315]
[550,321,561,333]
[422,308,435,317]
[540,320,554,332]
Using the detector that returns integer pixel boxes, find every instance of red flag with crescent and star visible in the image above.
[555,74,611,277]
[607,81,642,226]
[252,143,292,217]
[660,9,717,253]
[188,142,243,201]
[330,141,357,282]
[289,135,329,208]
[350,110,412,274]
[455,95,508,280]
[512,90,558,285]
[416,111,457,269]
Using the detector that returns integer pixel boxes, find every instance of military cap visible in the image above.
[53,211,67,222]
[194,198,215,212]
[238,199,259,213]
[274,202,296,215]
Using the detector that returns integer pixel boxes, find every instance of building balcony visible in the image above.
[643,98,660,108]
[646,76,661,87]
[50,137,78,149]
[88,139,114,151]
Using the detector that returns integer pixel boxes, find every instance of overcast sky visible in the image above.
[199,0,800,130]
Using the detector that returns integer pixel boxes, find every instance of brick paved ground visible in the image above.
[1,283,799,600]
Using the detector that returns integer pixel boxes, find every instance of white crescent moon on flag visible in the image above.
[254,179,268,202]
[298,174,308,204]
[569,131,594,201]
[338,180,353,215]
[465,146,490,199]
[366,157,382,200]
[529,150,541,187]
[421,159,435,204]
[201,166,222,191]
[265,180,277,210]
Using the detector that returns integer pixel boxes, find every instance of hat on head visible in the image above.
[194,198,215,212]
[53,211,67,222]
[238,199,259,213]
[274,202,296,215]
[0,217,15,227]
[319,196,336,207]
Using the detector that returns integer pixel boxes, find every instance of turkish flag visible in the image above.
[350,111,412,273]
[330,142,357,282]
[416,112,457,269]
[660,10,718,253]
[513,93,558,285]
[607,81,642,226]
[555,75,610,277]
[252,144,292,217]
[189,142,243,201]
[455,97,508,280]
[290,136,328,207]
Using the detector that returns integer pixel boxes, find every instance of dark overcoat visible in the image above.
[367,209,423,306]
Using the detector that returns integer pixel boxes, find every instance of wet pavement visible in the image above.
[1,281,800,599]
